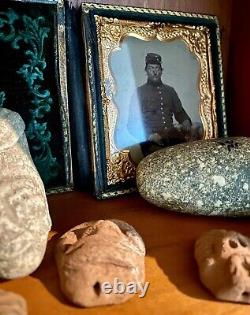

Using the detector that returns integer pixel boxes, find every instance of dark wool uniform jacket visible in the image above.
[127,80,191,140]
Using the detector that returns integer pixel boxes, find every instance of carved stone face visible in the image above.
[55,220,146,307]
[195,229,250,303]
[0,108,51,279]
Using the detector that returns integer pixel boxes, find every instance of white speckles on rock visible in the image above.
[136,137,250,217]
[212,175,226,187]
[214,200,222,207]
[162,192,172,200]
[198,161,205,168]
[243,183,249,191]
[197,200,204,207]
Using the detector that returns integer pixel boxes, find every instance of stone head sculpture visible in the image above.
[55,219,145,307]
[0,107,51,279]
[195,229,250,303]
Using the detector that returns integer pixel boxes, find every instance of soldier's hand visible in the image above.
[148,133,164,146]
[181,119,192,133]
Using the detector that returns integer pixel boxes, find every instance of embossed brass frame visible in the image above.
[82,3,227,198]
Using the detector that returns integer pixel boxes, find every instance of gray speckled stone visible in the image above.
[136,137,250,216]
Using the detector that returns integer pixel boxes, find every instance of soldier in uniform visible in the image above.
[127,52,192,148]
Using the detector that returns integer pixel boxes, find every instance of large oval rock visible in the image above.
[136,137,250,216]
[0,108,51,279]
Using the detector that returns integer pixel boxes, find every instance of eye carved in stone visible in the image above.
[229,239,238,248]
[228,237,248,250]
[238,237,248,247]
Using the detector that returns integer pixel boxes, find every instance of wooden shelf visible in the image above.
[1,191,250,315]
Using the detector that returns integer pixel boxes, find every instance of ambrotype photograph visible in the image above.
[82,3,227,198]
[112,39,204,164]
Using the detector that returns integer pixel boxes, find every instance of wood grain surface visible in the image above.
[1,191,250,315]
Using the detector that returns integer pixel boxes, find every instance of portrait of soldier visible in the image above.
[126,52,203,162]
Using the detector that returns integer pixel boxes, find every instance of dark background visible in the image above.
[0,1,66,189]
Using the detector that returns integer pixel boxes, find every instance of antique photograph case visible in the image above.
[82,3,227,199]
[0,0,73,193]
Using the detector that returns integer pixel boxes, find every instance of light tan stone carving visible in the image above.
[0,289,27,315]
[195,229,250,303]
[0,108,51,279]
[55,219,145,307]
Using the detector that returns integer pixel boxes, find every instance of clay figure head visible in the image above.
[195,229,250,303]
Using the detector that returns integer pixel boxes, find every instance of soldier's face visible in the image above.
[146,64,162,83]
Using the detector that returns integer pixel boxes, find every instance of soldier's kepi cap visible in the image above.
[145,53,162,66]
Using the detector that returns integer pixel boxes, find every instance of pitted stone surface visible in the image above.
[0,108,51,279]
[0,289,27,315]
[55,219,145,307]
[195,229,250,303]
[136,137,250,216]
